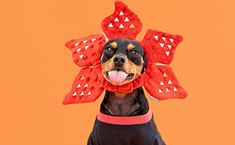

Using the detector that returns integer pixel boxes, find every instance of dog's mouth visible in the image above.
[105,69,134,85]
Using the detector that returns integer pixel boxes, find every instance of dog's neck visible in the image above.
[100,87,149,116]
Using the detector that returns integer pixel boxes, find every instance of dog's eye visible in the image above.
[130,50,140,56]
[105,47,114,52]
[104,47,115,56]
[106,47,112,51]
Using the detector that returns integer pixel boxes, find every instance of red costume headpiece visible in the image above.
[63,1,187,105]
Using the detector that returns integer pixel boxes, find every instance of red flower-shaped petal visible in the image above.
[144,63,187,100]
[64,1,187,105]
[63,65,104,104]
[65,34,106,67]
[141,29,183,64]
[101,1,142,40]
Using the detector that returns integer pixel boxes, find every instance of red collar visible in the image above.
[97,110,152,125]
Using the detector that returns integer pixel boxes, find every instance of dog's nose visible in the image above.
[113,55,126,67]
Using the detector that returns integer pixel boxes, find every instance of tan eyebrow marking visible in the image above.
[127,43,135,50]
[110,41,117,49]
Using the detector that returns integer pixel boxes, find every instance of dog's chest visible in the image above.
[107,99,140,116]
[87,117,166,145]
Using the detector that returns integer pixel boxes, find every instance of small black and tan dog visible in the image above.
[87,39,166,145]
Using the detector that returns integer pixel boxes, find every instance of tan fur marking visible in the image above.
[127,43,135,50]
[124,57,143,80]
[101,55,144,85]
[110,41,117,49]
[101,57,114,76]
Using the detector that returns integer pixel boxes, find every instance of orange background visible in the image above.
[0,0,234,145]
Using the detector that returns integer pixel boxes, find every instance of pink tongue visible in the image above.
[108,70,128,84]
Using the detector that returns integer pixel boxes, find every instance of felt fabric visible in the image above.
[65,34,105,67]
[63,1,187,105]
[101,1,142,40]
[141,29,183,65]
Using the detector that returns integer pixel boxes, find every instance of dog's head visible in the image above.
[100,38,147,85]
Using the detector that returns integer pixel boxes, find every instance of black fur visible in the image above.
[100,38,148,116]
[87,38,166,145]
[100,87,149,116]
[101,38,146,66]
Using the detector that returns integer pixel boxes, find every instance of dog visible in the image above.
[87,38,166,145]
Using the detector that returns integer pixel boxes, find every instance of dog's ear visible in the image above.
[141,53,148,74]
